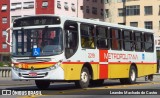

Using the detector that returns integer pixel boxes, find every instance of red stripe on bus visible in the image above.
[99,64,108,79]
[62,62,99,64]
[109,62,156,64]
[13,62,57,64]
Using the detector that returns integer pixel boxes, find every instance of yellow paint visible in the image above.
[108,64,130,78]
[15,63,54,69]
[137,64,157,77]
[14,62,157,81]
[60,63,99,80]
[91,64,99,80]
[61,64,83,80]
[136,64,144,77]
[108,63,157,79]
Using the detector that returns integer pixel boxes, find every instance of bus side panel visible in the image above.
[99,50,109,79]
[91,63,99,80]
[136,64,144,77]
[61,63,99,80]
[137,63,157,77]
[108,63,130,79]
[61,63,83,80]
[108,63,157,79]
[99,64,108,79]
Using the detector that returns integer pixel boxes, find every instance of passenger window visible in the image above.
[64,21,78,59]
[110,28,121,50]
[96,26,109,49]
[80,24,95,49]
[123,30,134,51]
[134,32,143,51]
[144,33,154,52]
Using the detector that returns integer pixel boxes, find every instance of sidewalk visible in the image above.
[0,77,11,81]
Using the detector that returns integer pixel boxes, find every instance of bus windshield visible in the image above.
[12,27,63,57]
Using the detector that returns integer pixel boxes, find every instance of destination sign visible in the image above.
[13,16,61,27]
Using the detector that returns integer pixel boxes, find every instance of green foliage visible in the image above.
[0,61,11,67]
[157,55,160,59]
[0,55,11,67]
[0,62,4,67]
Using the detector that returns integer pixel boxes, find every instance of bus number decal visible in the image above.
[88,53,95,58]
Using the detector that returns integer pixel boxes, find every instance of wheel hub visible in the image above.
[131,69,136,81]
[81,72,88,83]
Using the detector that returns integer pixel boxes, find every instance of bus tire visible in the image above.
[126,66,137,84]
[90,79,104,86]
[75,67,90,88]
[35,80,50,90]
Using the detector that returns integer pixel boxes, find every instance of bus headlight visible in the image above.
[49,62,61,70]
[11,64,20,71]
[12,66,20,71]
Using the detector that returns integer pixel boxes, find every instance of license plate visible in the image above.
[29,72,37,77]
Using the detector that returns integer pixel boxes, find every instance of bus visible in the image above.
[6,15,157,89]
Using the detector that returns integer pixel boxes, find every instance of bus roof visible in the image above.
[14,14,154,33]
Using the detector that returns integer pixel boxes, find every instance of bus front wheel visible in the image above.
[75,67,90,88]
[35,80,50,90]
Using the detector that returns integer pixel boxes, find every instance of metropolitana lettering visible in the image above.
[103,53,138,60]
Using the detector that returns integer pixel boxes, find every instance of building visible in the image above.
[10,0,35,24]
[106,0,160,36]
[54,0,77,17]
[0,0,10,61]
[36,0,54,14]
[82,0,160,36]
[82,0,105,20]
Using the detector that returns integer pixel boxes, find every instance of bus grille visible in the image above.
[20,72,48,78]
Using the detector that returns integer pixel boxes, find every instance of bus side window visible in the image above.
[80,24,95,49]
[110,28,121,50]
[134,32,143,51]
[144,33,154,52]
[123,30,134,51]
[64,21,78,59]
[96,26,109,49]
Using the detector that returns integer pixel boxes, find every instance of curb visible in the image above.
[154,73,160,75]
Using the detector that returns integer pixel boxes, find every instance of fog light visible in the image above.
[18,73,22,77]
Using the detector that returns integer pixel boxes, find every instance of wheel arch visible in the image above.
[82,62,93,79]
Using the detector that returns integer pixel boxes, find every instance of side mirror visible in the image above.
[5,27,12,46]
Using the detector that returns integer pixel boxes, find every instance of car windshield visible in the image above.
[12,27,63,57]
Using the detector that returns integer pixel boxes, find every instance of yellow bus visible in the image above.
[6,15,157,89]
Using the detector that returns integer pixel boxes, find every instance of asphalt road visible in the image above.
[0,76,160,98]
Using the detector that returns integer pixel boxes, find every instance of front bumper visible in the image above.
[11,66,64,80]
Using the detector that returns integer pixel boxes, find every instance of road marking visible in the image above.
[35,82,160,96]
[52,89,87,95]
[86,82,160,90]
[18,95,37,98]
[17,95,47,98]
